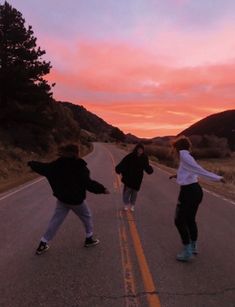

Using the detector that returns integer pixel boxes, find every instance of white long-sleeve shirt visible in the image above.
[176,150,222,186]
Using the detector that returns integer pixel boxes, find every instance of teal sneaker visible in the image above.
[176,244,193,262]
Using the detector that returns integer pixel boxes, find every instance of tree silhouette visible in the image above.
[0,1,52,107]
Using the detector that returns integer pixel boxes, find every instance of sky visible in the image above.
[8,0,235,137]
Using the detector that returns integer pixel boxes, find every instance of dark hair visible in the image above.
[172,136,191,151]
[132,143,145,154]
[58,144,79,156]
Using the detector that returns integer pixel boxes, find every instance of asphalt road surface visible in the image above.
[0,143,235,307]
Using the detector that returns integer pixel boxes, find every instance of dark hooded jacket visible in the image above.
[115,144,153,191]
[28,157,106,205]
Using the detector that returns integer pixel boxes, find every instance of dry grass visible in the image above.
[199,155,235,184]
[196,154,235,201]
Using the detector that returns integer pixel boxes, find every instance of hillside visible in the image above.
[61,101,125,141]
[179,110,235,150]
[0,100,81,152]
[0,2,128,192]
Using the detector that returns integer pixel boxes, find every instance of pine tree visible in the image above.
[0,1,52,107]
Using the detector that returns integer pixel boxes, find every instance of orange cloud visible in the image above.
[44,38,235,137]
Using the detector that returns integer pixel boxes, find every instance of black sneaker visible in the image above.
[84,237,100,247]
[35,241,49,255]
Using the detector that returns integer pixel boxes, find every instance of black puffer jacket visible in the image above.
[115,152,153,191]
[28,157,106,205]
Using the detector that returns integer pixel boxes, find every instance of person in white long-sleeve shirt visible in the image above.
[170,136,225,262]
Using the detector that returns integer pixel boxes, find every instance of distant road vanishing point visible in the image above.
[0,143,235,307]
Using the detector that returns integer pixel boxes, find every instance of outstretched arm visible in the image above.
[86,180,109,194]
[182,152,223,182]
[83,167,109,194]
[28,161,51,177]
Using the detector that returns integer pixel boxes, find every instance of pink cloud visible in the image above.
[133,20,235,67]
[168,0,191,6]
[44,36,235,137]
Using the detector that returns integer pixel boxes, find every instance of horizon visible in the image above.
[67,101,235,139]
[8,0,235,137]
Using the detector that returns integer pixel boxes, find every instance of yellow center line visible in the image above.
[118,211,139,306]
[105,145,161,307]
[126,211,161,307]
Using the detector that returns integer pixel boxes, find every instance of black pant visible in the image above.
[175,183,203,245]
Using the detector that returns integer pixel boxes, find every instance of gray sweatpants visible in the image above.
[123,185,138,205]
[42,200,93,242]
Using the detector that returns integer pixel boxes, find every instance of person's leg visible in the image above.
[72,201,99,247]
[130,189,138,211]
[174,189,190,245]
[72,201,93,237]
[174,205,190,245]
[186,184,203,254]
[42,200,70,242]
[186,203,200,243]
[174,188,192,261]
[123,185,131,210]
[36,200,69,255]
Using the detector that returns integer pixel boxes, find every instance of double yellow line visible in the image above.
[107,147,161,307]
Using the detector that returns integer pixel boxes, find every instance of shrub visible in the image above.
[145,144,172,161]
[192,147,231,159]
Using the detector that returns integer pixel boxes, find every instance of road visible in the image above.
[0,142,235,307]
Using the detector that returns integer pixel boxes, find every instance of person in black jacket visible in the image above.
[28,144,109,255]
[115,143,153,212]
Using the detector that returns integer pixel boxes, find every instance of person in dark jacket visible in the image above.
[115,143,153,211]
[28,144,109,255]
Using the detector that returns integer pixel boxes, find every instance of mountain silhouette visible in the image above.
[179,110,235,150]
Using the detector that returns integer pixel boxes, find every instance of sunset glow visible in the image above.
[9,0,235,137]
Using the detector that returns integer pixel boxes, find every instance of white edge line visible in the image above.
[203,188,235,205]
[0,177,45,201]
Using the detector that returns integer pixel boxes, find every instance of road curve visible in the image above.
[0,143,235,307]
